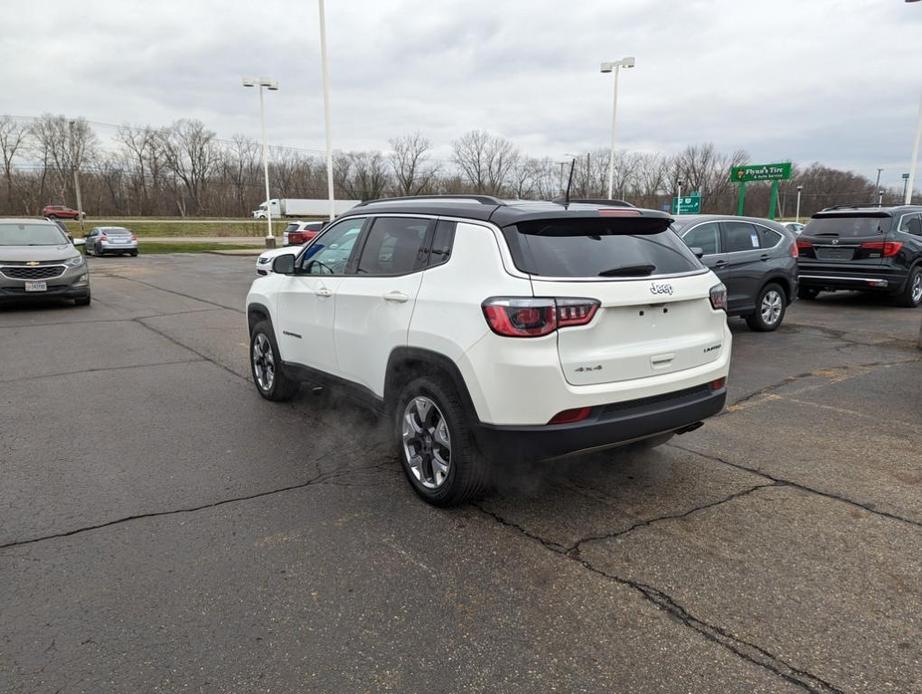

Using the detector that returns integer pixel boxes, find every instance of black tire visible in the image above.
[798,286,819,301]
[249,320,299,401]
[75,292,91,307]
[47,214,57,219]
[894,267,922,308]
[394,375,490,507]
[746,282,787,332]
[130,251,138,257]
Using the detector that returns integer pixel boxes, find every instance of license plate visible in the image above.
[816,247,855,261]
[25,281,47,292]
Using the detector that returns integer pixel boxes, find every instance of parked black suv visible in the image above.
[673,215,798,331]
[797,205,922,307]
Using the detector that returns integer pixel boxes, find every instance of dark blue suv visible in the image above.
[673,215,798,331]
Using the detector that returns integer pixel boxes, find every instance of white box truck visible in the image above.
[252,198,359,219]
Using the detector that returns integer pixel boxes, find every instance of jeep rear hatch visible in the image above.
[500,218,727,386]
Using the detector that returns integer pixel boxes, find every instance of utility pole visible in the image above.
[68,120,84,232]
[318,0,336,221]
[906,93,922,205]
[795,185,803,224]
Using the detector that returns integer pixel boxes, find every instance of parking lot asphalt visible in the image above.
[2,254,921,693]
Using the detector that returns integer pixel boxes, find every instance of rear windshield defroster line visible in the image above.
[501,218,702,278]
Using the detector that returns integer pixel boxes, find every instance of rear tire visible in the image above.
[250,320,299,401]
[894,267,922,308]
[746,282,787,332]
[798,287,819,300]
[130,251,138,257]
[395,375,490,507]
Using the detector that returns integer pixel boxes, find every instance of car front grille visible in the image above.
[0,265,66,280]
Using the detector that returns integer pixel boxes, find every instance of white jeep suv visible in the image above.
[246,196,732,506]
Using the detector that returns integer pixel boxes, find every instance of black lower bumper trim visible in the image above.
[474,385,726,463]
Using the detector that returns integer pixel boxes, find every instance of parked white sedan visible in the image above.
[256,245,301,276]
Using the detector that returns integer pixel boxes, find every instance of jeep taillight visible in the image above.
[709,284,727,311]
[482,297,599,337]
[796,239,813,251]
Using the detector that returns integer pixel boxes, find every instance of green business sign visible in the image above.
[672,193,701,214]
[729,162,792,183]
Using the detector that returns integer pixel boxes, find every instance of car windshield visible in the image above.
[804,216,891,237]
[0,223,68,246]
[502,218,701,277]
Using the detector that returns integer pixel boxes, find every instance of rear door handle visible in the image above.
[713,260,728,268]
[314,287,332,297]
[383,290,409,303]
[760,253,770,261]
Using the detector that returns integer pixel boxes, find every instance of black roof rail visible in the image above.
[355,194,506,207]
[553,197,635,208]
[820,203,884,211]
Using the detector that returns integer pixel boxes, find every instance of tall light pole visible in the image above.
[676,180,683,215]
[318,0,335,221]
[242,77,279,248]
[795,185,803,224]
[68,120,85,232]
[905,93,922,205]
[600,56,635,200]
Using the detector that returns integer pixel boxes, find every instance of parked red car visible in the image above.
[42,204,84,220]
[282,220,324,246]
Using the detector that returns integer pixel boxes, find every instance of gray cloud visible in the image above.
[2,0,921,187]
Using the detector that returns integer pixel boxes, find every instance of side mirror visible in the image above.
[689,246,705,259]
[272,254,296,275]
[73,238,86,247]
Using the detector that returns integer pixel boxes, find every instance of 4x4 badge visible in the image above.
[649,282,674,296]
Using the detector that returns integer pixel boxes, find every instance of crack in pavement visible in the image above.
[565,482,778,554]
[471,502,842,693]
[722,357,921,414]
[0,308,224,330]
[0,457,395,551]
[669,443,922,531]
[132,316,250,384]
[0,359,206,385]
[100,272,245,314]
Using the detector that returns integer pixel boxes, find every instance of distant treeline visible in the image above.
[0,114,902,219]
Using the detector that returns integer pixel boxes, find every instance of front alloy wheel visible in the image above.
[252,332,275,392]
[402,396,451,489]
[760,288,784,326]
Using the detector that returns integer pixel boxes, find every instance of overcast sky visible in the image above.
[2,0,921,187]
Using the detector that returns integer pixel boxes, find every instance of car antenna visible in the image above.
[564,158,576,208]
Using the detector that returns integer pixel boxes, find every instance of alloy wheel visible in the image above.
[402,396,451,489]
[912,274,922,305]
[761,289,783,325]
[252,333,275,391]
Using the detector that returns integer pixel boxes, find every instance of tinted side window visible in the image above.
[757,226,782,249]
[356,217,430,276]
[428,220,456,268]
[722,221,761,253]
[682,222,721,255]
[898,213,922,235]
[300,217,365,274]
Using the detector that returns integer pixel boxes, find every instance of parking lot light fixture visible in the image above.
[906,93,922,205]
[601,56,635,200]
[795,185,803,224]
[242,76,279,248]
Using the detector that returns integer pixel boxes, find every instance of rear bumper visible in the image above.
[798,263,907,292]
[473,384,726,463]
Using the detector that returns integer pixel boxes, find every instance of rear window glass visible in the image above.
[103,228,131,235]
[722,221,761,252]
[804,216,890,237]
[284,223,300,232]
[502,218,701,277]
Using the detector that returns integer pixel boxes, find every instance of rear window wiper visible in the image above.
[598,264,656,277]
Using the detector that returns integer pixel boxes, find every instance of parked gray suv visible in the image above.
[0,218,91,306]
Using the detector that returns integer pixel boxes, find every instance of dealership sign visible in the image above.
[729,162,792,183]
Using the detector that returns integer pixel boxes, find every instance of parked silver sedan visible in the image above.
[85,227,139,256]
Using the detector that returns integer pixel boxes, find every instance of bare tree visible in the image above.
[452,130,519,195]
[29,114,98,206]
[334,151,390,200]
[388,133,437,196]
[116,125,164,215]
[0,116,29,213]
[159,119,219,215]
[223,134,260,216]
